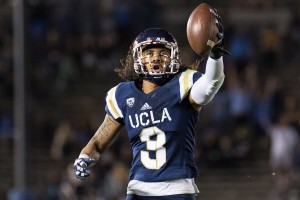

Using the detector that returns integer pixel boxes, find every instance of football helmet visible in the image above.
[133,28,180,85]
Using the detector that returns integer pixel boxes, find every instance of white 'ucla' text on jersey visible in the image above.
[105,69,201,182]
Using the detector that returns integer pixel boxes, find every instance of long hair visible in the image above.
[114,42,202,81]
[114,43,139,81]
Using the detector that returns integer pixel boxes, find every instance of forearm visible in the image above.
[190,57,224,106]
[79,114,122,161]
[80,140,102,161]
[204,56,224,80]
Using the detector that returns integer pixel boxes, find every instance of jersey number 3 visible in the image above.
[140,126,166,170]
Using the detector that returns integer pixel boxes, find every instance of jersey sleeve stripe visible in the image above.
[179,69,196,100]
[106,86,123,119]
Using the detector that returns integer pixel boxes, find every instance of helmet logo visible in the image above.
[146,37,166,42]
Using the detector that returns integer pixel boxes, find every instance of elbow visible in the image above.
[190,75,225,105]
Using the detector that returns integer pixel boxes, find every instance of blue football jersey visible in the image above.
[105,69,202,182]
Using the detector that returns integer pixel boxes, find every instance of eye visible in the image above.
[144,51,153,57]
[160,52,168,56]
[146,52,153,56]
[160,51,171,58]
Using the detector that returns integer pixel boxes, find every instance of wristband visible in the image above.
[79,154,90,159]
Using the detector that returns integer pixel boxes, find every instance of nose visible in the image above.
[151,54,162,62]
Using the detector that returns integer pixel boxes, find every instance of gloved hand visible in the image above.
[73,154,96,180]
[210,8,231,59]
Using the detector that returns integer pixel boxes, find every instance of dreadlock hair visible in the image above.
[114,43,139,81]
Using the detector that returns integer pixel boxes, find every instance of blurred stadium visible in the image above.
[0,0,300,199]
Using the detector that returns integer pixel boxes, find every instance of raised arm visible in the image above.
[189,8,229,111]
[73,114,123,180]
[189,56,225,111]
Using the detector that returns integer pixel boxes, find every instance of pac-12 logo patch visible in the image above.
[126,97,135,107]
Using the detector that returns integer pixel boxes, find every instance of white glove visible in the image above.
[73,154,96,180]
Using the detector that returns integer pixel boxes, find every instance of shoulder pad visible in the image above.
[179,69,197,100]
[105,85,124,119]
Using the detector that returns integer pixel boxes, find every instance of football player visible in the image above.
[74,13,229,200]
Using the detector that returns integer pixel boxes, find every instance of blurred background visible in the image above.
[0,0,300,199]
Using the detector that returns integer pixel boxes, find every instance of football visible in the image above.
[186,3,219,56]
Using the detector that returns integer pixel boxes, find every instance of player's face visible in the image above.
[141,47,171,73]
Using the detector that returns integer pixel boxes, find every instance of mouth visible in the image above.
[151,64,163,73]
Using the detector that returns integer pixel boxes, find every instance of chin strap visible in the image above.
[141,73,170,86]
